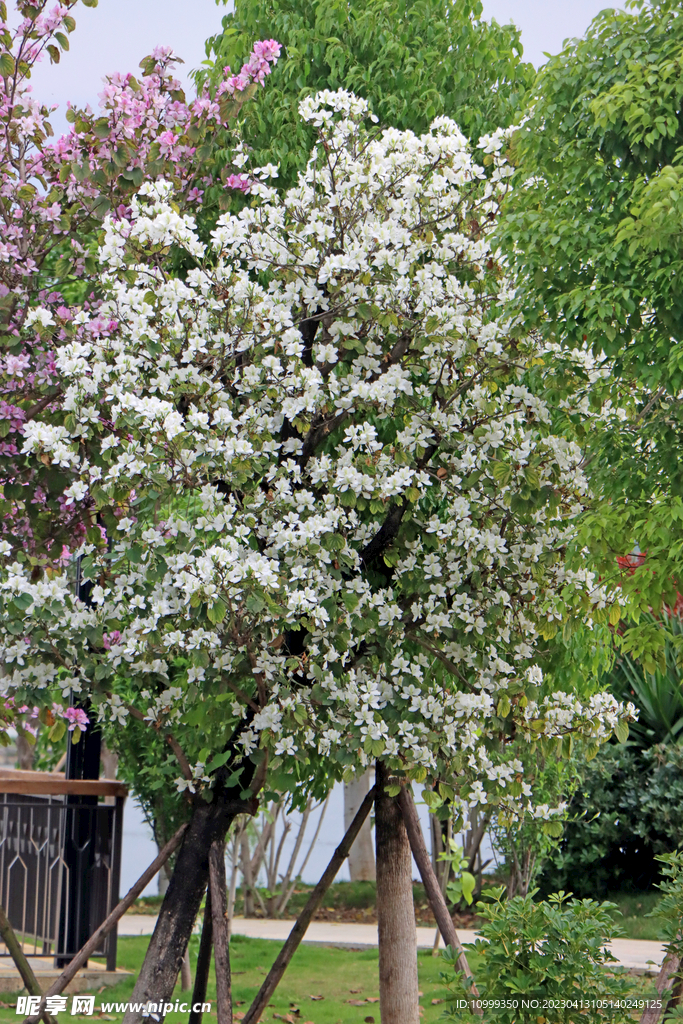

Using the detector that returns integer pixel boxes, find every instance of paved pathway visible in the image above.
[119,915,665,972]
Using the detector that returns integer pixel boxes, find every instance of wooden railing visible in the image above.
[0,768,127,798]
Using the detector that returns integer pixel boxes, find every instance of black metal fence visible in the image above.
[0,791,124,970]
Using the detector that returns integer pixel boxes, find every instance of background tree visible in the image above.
[499,0,683,669]
[200,0,534,184]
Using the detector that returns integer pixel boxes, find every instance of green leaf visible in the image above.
[491,461,513,485]
[93,118,110,140]
[48,719,67,743]
[206,749,231,774]
[322,532,345,552]
[122,167,144,187]
[245,593,265,615]
[542,820,564,839]
[460,871,476,906]
[0,52,15,77]
[206,598,228,625]
[614,719,629,744]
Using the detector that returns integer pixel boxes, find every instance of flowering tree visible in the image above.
[0,0,279,562]
[0,87,633,1020]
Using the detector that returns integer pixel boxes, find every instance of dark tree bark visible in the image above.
[208,839,231,1024]
[375,762,420,1024]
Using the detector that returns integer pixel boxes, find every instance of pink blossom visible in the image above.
[63,706,90,731]
[225,173,252,194]
[6,353,31,377]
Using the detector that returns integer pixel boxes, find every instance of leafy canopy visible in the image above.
[200,0,534,183]
[500,0,683,666]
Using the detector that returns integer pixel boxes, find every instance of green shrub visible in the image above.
[441,889,636,1023]
[540,743,683,896]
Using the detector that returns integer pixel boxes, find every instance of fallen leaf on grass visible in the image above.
[309,995,324,1001]
[273,1015,296,1023]
[366,998,379,1003]
[350,989,362,994]
[233,1015,245,1021]
[347,1000,368,1006]
[431,999,444,1005]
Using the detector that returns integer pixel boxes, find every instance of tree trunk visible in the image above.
[241,831,255,917]
[15,732,34,771]
[375,762,419,1024]
[122,796,240,1024]
[397,786,479,1003]
[344,771,376,881]
[179,948,192,991]
[100,743,118,780]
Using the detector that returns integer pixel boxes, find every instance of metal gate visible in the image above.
[0,781,125,970]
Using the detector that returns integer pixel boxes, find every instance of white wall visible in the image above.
[119,782,497,898]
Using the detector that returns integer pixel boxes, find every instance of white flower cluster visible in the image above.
[0,91,631,810]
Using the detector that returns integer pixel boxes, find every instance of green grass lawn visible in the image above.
[0,936,454,1024]
[606,892,664,942]
[0,888,665,1024]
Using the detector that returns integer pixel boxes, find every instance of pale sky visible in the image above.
[25,0,622,136]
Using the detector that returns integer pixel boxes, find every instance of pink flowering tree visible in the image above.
[0,0,279,757]
[0,0,279,571]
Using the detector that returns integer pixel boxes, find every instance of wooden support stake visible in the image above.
[242,785,376,1024]
[209,840,231,1024]
[188,892,213,1024]
[23,823,188,1023]
[0,904,55,1024]
[397,785,481,1013]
